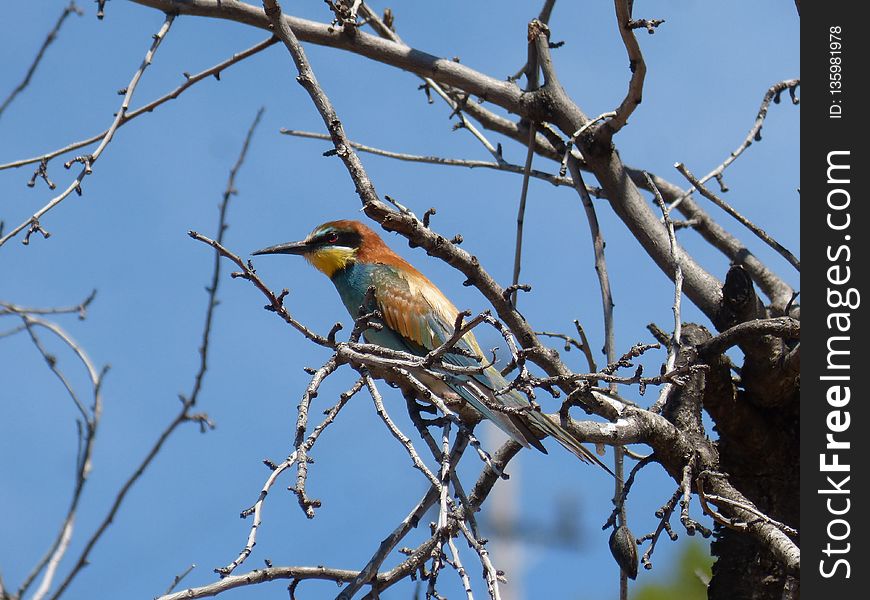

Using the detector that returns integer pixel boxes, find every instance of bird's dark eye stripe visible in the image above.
[314,230,362,248]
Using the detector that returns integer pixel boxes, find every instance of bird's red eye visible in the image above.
[327,232,339,244]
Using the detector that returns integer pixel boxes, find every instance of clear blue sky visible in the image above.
[1,2,799,599]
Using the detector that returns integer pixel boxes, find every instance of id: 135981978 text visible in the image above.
[829,26,844,119]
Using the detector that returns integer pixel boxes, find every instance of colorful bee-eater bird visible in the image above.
[254,220,608,470]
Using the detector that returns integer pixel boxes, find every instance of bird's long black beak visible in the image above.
[252,240,310,256]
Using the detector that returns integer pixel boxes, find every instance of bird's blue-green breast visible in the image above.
[331,262,425,353]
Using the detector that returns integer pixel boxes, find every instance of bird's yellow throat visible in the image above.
[306,246,357,278]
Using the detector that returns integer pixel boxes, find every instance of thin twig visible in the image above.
[189,107,265,407]
[0,290,96,319]
[163,564,197,596]
[447,537,475,600]
[566,154,619,451]
[568,154,625,594]
[678,465,698,535]
[559,111,616,176]
[366,375,441,488]
[359,440,521,600]
[43,100,264,600]
[697,475,797,537]
[675,163,800,271]
[697,317,799,358]
[643,172,795,309]
[508,0,559,81]
[190,231,330,346]
[159,566,373,600]
[455,520,502,600]
[510,29,542,307]
[21,318,90,422]
[216,456,297,576]
[422,311,487,366]
[426,419,453,599]
[603,454,656,530]
[400,370,506,477]
[646,173,682,414]
[342,414,474,600]
[637,490,681,571]
[573,320,598,372]
[0,14,176,249]
[404,401,483,538]
[511,125,537,306]
[279,129,589,190]
[668,79,800,209]
[1,37,278,173]
[628,18,665,34]
[154,436,519,600]
[358,4,506,165]
[292,358,340,518]
[605,0,647,135]
[0,323,27,339]
[219,375,363,579]
[567,158,615,373]
[530,362,703,391]
[337,484,440,600]
[7,314,104,600]
[535,319,598,373]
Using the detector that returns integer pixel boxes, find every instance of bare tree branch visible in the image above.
[510,25,543,306]
[0,290,96,318]
[357,3,507,165]
[157,443,523,600]
[670,79,800,204]
[528,29,725,323]
[675,163,800,271]
[640,172,795,310]
[337,484,440,600]
[697,317,799,358]
[605,0,648,134]
[567,158,615,372]
[646,174,683,414]
[42,105,262,600]
[0,14,176,249]
[699,475,799,573]
[278,129,589,191]
[0,312,104,600]
[1,38,277,174]
[160,565,369,600]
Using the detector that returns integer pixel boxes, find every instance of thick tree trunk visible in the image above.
[707,388,799,599]
[703,267,800,599]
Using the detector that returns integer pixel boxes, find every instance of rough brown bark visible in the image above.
[701,272,800,599]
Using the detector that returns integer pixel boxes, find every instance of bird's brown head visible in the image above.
[253,220,400,278]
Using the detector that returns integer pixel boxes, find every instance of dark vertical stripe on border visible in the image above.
[801,3,867,597]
